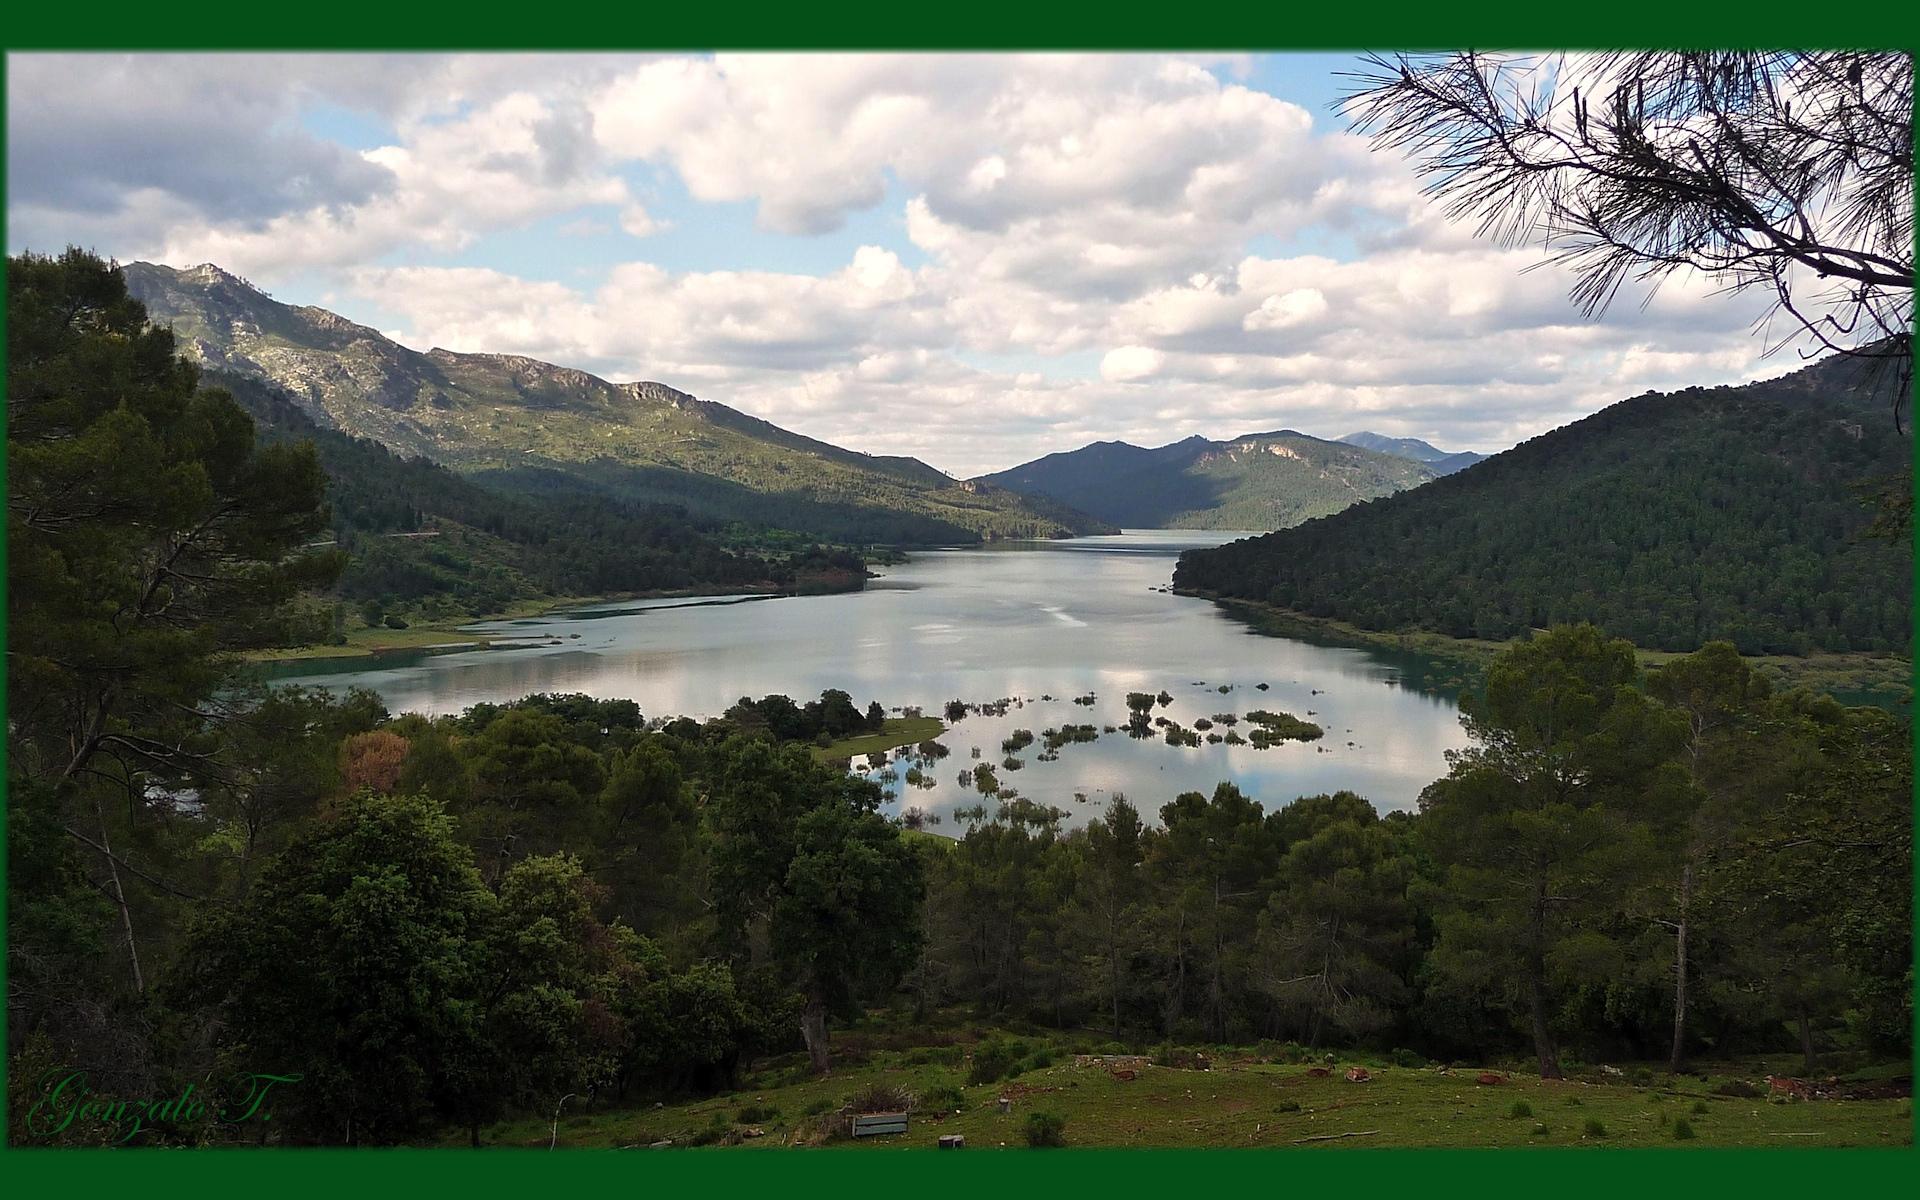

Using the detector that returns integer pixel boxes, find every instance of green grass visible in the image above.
[812,717,946,763]
[460,1037,1912,1150]
[243,624,504,662]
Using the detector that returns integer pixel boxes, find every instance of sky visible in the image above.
[6,51,1791,478]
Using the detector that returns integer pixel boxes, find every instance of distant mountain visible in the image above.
[1177,354,1912,655]
[122,262,1112,545]
[975,430,1436,531]
[1340,431,1487,475]
[209,370,816,618]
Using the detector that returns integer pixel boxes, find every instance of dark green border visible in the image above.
[1,5,1915,1193]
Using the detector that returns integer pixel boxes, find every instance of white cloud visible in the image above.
[6,51,1795,475]
[617,204,664,238]
[1100,345,1166,382]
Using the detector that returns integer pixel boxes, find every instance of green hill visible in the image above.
[1174,354,1912,655]
[975,429,1436,530]
[122,262,1112,545]
[207,370,867,624]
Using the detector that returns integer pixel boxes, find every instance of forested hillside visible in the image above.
[123,261,1111,544]
[976,430,1435,530]
[1175,356,1912,655]
[215,372,864,624]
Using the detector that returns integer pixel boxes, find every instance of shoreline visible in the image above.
[1181,589,1913,704]
[246,576,870,665]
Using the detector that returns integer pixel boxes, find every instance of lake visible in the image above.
[263,531,1473,826]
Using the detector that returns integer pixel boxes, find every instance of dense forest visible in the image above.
[7,249,1911,1147]
[1174,358,1912,654]
[213,371,866,624]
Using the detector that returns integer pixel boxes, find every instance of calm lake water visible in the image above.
[263,531,1472,825]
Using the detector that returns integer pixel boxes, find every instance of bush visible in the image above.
[1153,1045,1212,1071]
[969,1040,1021,1086]
[1391,1047,1428,1068]
[1024,1110,1068,1148]
[1629,1066,1654,1086]
[1582,1118,1608,1139]
[804,1098,834,1116]
[1713,1079,1766,1099]
[382,615,410,629]
[736,1104,779,1124]
[921,1084,966,1113]
[1672,1118,1696,1140]
[1273,1100,1301,1113]
[1508,1101,1533,1119]
[1691,1100,1710,1115]
[1028,1050,1054,1071]
[846,1082,912,1114]
[1530,1123,1550,1137]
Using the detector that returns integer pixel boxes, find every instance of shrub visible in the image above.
[1024,1110,1068,1148]
[804,1098,834,1116]
[969,1040,1021,1086]
[846,1082,912,1114]
[1508,1101,1533,1119]
[1672,1118,1696,1140]
[1564,1096,1584,1107]
[1153,1045,1212,1071]
[1530,1123,1550,1137]
[921,1084,966,1113]
[1273,1100,1301,1113]
[1629,1066,1654,1086]
[736,1104,779,1124]
[1691,1100,1710,1114]
[382,615,409,629]
[1391,1047,1428,1069]
[1713,1079,1765,1099]
[1582,1118,1608,1139]
[1028,1050,1054,1070]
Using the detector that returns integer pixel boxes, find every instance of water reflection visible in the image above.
[259,531,1472,820]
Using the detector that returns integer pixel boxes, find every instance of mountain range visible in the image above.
[973,430,1439,531]
[1175,352,1912,655]
[1338,431,1486,475]
[122,262,1112,545]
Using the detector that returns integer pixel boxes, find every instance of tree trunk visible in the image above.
[1668,863,1692,1074]
[94,794,145,994]
[800,992,832,1075]
[1528,973,1563,1079]
[1528,877,1561,1079]
[1798,1008,1816,1075]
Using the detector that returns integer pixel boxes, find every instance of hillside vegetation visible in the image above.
[977,430,1435,530]
[1175,355,1912,655]
[216,372,864,628]
[123,261,1111,545]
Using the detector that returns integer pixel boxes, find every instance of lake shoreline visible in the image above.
[247,575,872,664]
[1181,589,1912,705]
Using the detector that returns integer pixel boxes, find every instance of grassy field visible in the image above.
[243,624,505,662]
[467,1028,1911,1150]
[813,717,946,762]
